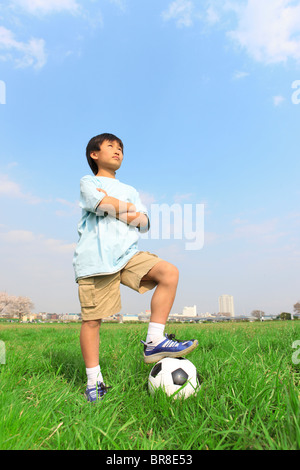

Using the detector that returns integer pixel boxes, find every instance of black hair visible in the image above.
[86,133,124,175]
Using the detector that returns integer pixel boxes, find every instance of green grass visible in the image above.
[0,321,299,450]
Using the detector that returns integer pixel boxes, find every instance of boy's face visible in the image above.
[91,139,123,176]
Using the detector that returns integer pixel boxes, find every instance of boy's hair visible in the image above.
[86,133,124,175]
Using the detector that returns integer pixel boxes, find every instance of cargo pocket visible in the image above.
[78,282,96,308]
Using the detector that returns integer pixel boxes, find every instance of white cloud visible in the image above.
[9,0,80,16]
[163,0,300,65]
[0,228,77,313]
[273,95,285,107]
[162,0,194,28]
[0,228,76,254]
[55,198,80,217]
[162,0,221,28]
[108,0,126,12]
[0,0,107,69]
[43,237,76,254]
[0,26,46,69]
[227,0,300,64]
[138,191,157,207]
[0,173,45,203]
[205,4,220,25]
[0,174,21,197]
[232,70,249,80]
[0,229,36,243]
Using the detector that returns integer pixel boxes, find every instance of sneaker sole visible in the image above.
[143,339,198,364]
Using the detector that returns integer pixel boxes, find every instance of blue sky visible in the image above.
[0,0,299,316]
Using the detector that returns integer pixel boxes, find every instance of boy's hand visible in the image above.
[95,188,147,230]
[96,188,136,214]
[96,188,108,197]
[116,211,149,230]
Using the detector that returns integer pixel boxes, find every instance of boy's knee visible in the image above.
[169,264,179,278]
[171,265,179,283]
[82,319,102,328]
[143,260,179,285]
[161,262,179,284]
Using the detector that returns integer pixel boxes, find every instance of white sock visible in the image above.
[146,322,165,345]
[86,365,104,388]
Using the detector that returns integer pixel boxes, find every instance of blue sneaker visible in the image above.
[84,382,111,402]
[141,333,198,364]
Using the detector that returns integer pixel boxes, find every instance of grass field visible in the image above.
[0,320,299,450]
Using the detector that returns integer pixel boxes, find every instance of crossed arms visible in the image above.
[96,188,149,231]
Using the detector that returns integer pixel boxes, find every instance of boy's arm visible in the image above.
[96,188,149,230]
[98,195,136,215]
[116,210,149,230]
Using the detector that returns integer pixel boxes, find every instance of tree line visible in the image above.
[1,291,299,323]
[252,302,300,320]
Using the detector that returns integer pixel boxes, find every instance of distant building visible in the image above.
[182,305,197,317]
[22,314,36,322]
[218,295,235,317]
[197,312,214,318]
[61,313,81,322]
[122,314,139,322]
[138,310,151,322]
[102,313,123,322]
[47,313,59,321]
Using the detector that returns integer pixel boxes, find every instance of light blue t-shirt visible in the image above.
[73,175,150,281]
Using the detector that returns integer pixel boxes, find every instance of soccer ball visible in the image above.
[148,357,201,399]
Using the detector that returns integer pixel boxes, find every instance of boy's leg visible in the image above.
[80,319,104,387]
[80,319,101,368]
[141,261,179,326]
[140,260,198,363]
[141,261,179,344]
[77,273,121,399]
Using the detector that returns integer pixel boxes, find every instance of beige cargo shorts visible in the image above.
[77,251,164,321]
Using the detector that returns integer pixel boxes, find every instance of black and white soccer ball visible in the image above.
[148,357,201,399]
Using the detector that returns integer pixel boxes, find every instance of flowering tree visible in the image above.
[294,302,300,315]
[251,310,265,320]
[0,292,12,315]
[0,292,34,321]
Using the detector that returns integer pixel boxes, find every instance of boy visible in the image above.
[73,133,198,402]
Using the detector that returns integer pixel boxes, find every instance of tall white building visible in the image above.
[182,305,197,317]
[219,295,235,317]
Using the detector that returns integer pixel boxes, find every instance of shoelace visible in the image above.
[166,333,195,343]
[165,333,182,343]
[97,383,112,396]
